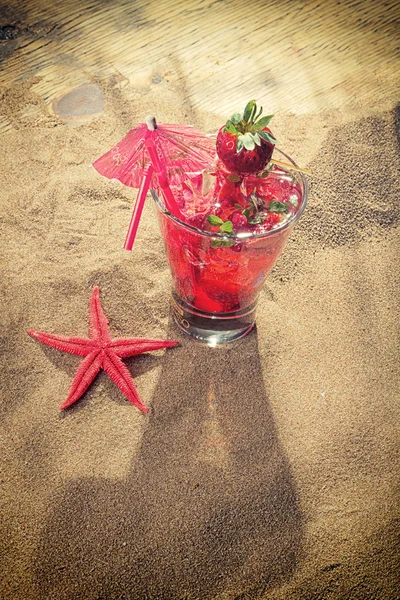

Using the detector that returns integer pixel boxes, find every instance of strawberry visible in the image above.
[216,100,276,176]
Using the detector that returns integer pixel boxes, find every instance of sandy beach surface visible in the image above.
[1,1,399,599]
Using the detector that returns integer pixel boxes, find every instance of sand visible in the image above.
[1,77,399,599]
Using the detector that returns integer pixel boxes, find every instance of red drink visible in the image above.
[153,149,308,343]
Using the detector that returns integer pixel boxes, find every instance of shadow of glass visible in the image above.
[34,324,304,600]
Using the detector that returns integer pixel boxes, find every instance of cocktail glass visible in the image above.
[152,149,308,344]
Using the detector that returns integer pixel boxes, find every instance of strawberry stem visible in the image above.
[224,100,276,153]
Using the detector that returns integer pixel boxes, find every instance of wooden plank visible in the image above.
[0,0,399,129]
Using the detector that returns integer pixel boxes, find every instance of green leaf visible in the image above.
[241,133,256,151]
[248,215,265,225]
[253,132,262,146]
[236,136,245,152]
[227,173,242,182]
[258,130,277,144]
[220,220,233,234]
[243,100,256,122]
[249,102,257,124]
[210,238,235,248]
[234,203,243,210]
[249,192,265,211]
[242,208,252,220]
[230,112,242,124]
[257,164,274,178]
[269,201,288,213]
[255,114,274,129]
[254,106,263,122]
[224,120,238,134]
[207,214,224,226]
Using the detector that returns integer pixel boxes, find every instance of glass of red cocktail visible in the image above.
[152,148,308,344]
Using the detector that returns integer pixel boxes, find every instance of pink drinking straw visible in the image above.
[144,116,183,217]
[123,163,154,251]
[123,116,183,251]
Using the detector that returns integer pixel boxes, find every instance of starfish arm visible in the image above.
[89,287,111,344]
[28,330,98,357]
[103,349,149,413]
[59,350,102,410]
[109,338,179,358]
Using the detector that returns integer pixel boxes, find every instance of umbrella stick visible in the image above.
[145,138,184,219]
[124,163,154,251]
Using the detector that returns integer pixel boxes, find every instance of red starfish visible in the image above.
[28,287,179,413]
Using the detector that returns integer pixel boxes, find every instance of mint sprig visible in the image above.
[269,201,288,213]
[208,214,233,234]
[220,221,233,234]
[210,239,235,248]
[207,215,224,226]
[208,214,235,247]
[240,191,287,225]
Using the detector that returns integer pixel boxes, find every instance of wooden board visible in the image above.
[1,0,399,132]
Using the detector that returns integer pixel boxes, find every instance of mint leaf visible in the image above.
[269,201,288,213]
[248,213,265,225]
[220,220,233,234]
[249,192,265,211]
[207,214,224,226]
[210,238,235,248]
[257,164,274,178]
[227,173,242,182]
[255,115,274,128]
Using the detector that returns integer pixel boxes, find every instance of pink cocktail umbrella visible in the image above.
[92,116,216,250]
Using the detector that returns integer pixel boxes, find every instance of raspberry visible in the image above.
[187,214,206,230]
[266,212,281,226]
[231,212,248,231]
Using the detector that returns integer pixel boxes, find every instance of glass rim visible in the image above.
[151,147,308,240]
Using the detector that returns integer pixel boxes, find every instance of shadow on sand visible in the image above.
[34,325,304,600]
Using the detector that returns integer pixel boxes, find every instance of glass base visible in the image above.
[170,292,256,345]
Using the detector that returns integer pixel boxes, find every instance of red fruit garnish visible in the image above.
[219,177,241,203]
[266,212,281,226]
[231,212,248,231]
[187,214,206,230]
[216,100,276,176]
